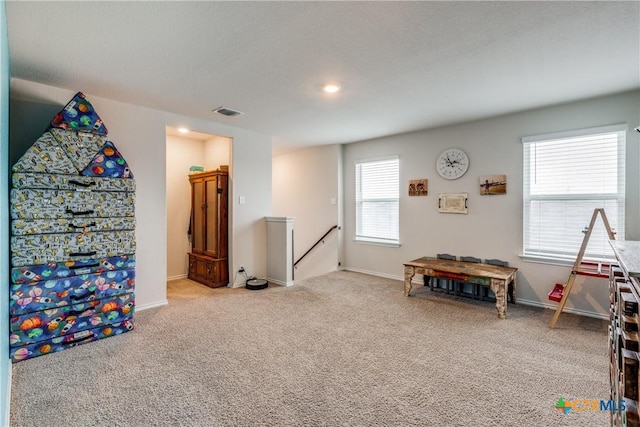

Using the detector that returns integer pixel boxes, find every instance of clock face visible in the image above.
[436,148,469,180]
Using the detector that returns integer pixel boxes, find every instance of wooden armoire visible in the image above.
[188,167,229,288]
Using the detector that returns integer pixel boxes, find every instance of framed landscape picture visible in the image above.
[480,175,506,195]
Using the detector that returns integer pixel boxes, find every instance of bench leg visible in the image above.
[508,280,516,304]
[404,266,415,296]
[490,279,507,319]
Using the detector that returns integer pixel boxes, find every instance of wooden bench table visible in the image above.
[403,257,517,319]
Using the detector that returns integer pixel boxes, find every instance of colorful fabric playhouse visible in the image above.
[9,92,136,362]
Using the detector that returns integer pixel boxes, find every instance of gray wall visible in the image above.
[342,90,639,318]
[272,144,341,281]
[273,90,639,319]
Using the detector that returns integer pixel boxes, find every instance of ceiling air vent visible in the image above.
[212,107,243,117]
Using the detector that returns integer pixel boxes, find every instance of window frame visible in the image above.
[354,156,400,247]
[521,124,627,264]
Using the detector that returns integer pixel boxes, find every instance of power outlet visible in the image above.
[238,266,245,273]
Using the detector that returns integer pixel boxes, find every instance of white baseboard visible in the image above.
[515,298,608,320]
[167,274,188,281]
[135,299,168,311]
[342,266,607,320]
[342,266,404,282]
[267,277,294,287]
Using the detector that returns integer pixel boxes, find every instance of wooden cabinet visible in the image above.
[188,168,228,288]
[610,240,640,426]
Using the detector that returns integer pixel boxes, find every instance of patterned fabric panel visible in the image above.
[10,188,135,220]
[10,293,134,347]
[49,128,107,172]
[81,141,134,179]
[11,230,136,267]
[48,92,108,135]
[11,318,134,362]
[12,217,136,236]
[12,172,135,192]
[10,269,135,315]
[11,254,136,284]
[12,132,77,174]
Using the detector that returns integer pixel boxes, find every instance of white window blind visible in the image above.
[355,157,399,245]
[522,124,626,261]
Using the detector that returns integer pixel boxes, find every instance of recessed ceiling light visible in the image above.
[323,84,341,93]
[177,127,189,134]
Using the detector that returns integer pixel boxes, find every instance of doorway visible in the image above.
[165,126,231,283]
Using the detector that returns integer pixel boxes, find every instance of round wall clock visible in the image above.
[436,148,469,180]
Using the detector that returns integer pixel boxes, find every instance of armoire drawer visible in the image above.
[188,253,228,288]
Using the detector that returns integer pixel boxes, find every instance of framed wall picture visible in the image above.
[480,175,507,195]
[408,179,428,196]
[438,193,468,214]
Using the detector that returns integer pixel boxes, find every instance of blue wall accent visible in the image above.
[0,0,10,423]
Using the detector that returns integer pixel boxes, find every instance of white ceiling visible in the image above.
[6,1,640,154]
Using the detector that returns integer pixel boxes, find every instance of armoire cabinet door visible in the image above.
[217,174,228,259]
[188,168,228,288]
[205,176,219,257]
[192,180,204,253]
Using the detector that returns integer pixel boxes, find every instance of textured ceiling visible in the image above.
[6,1,640,153]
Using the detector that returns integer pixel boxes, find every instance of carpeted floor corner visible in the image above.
[10,271,609,426]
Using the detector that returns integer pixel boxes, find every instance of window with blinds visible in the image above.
[522,124,626,261]
[355,157,400,245]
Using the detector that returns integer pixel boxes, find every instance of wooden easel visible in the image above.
[549,208,616,329]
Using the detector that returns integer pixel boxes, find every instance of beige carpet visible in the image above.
[10,271,609,426]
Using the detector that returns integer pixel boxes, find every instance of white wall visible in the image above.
[342,90,640,318]
[225,129,272,284]
[272,144,341,281]
[162,114,271,286]
[10,78,272,309]
[166,134,232,280]
[166,136,204,279]
[204,135,231,170]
